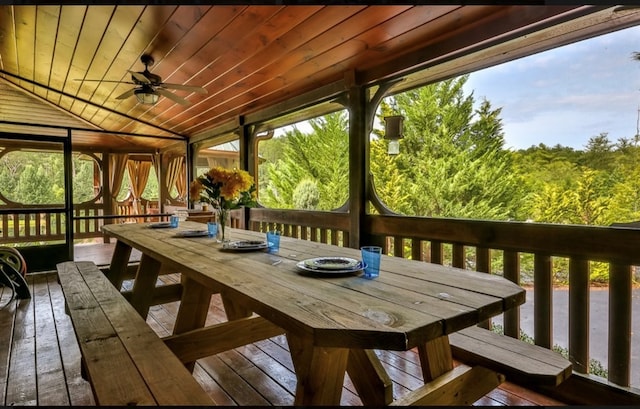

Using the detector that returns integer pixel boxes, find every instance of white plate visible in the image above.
[174,230,209,238]
[222,240,269,251]
[149,222,173,229]
[303,257,361,270]
[296,260,366,275]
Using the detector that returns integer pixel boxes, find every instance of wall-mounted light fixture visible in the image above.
[384,115,404,155]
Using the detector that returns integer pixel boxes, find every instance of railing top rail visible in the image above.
[368,214,640,265]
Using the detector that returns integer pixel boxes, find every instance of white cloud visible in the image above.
[464,25,640,149]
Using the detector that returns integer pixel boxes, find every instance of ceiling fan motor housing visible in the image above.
[131,54,162,85]
[132,70,161,85]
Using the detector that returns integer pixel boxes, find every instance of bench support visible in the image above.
[391,364,505,406]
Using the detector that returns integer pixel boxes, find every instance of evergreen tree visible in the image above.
[581,132,615,171]
[371,76,522,219]
[259,112,349,210]
[292,179,320,210]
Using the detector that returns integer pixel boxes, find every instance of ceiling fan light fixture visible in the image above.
[134,88,159,105]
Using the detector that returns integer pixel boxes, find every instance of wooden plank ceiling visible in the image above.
[1,4,639,152]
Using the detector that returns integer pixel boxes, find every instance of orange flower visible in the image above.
[189,179,203,198]
[192,166,256,210]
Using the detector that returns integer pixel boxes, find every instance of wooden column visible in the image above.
[238,116,252,230]
[102,152,112,243]
[347,71,367,249]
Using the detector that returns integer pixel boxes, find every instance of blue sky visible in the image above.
[464,24,640,151]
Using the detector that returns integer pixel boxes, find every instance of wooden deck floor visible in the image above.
[0,245,568,406]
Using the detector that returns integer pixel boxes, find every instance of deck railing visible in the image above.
[0,201,165,245]
[3,204,637,390]
[248,207,640,389]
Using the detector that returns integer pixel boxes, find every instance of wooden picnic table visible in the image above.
[102,221,526,405]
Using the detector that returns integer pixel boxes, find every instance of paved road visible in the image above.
[494,288,640,387]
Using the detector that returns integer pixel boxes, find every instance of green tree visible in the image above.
[259,111,349,210]
[16,163,61,204]
[369,139,412,214]
[292,179,320,210]
[72,155,97,203]
[372,76,522,219]
[581,133,615,171]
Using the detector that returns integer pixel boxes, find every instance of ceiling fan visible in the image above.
[76,54,207,106]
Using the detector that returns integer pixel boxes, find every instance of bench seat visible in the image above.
[449,326,573,387]
[56,260,214,406]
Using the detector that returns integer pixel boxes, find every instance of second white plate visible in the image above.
[296,260,366,275]
[303,257,361,270]
[149,222,173,229]
[222,240,269,251]
[174,230,209,238]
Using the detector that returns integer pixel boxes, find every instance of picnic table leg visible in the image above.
[173,274,213,372]
[418,335,454,381]
[347,349,393,405]
[106,240,132,290]
[287,333,349,405]
[129,254,162,318]
[221,291,253,320]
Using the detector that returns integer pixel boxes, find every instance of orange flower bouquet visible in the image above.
[189,167,256,241]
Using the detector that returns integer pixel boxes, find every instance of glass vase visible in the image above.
[217,207,229,242]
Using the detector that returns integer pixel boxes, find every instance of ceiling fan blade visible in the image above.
[74,79,135,84]
[614,5,640,12]
[161,83,208,94]
[115,89,136,100]
[156,88,191,106]
[129,71,151,84]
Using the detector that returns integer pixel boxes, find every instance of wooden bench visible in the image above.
[56,261,214,406]
[449,326,573,387]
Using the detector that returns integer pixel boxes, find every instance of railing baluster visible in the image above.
[476,247,490,273]
[74,208,80,235]
[393,236,403,257]
[503,250,521,338]
[430,240,443,265]
[452,243,465,268]
[45,211,52,237]
[24,213,31,238]
[56,212,62,236]
[411,238,421,261]
[609,262,632,386]
[2,215,8,239]
[35,212,42,238]
[569,257,590,374]
[84,209,90,234]
[534,254,553,349]
[94,210,101,234]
